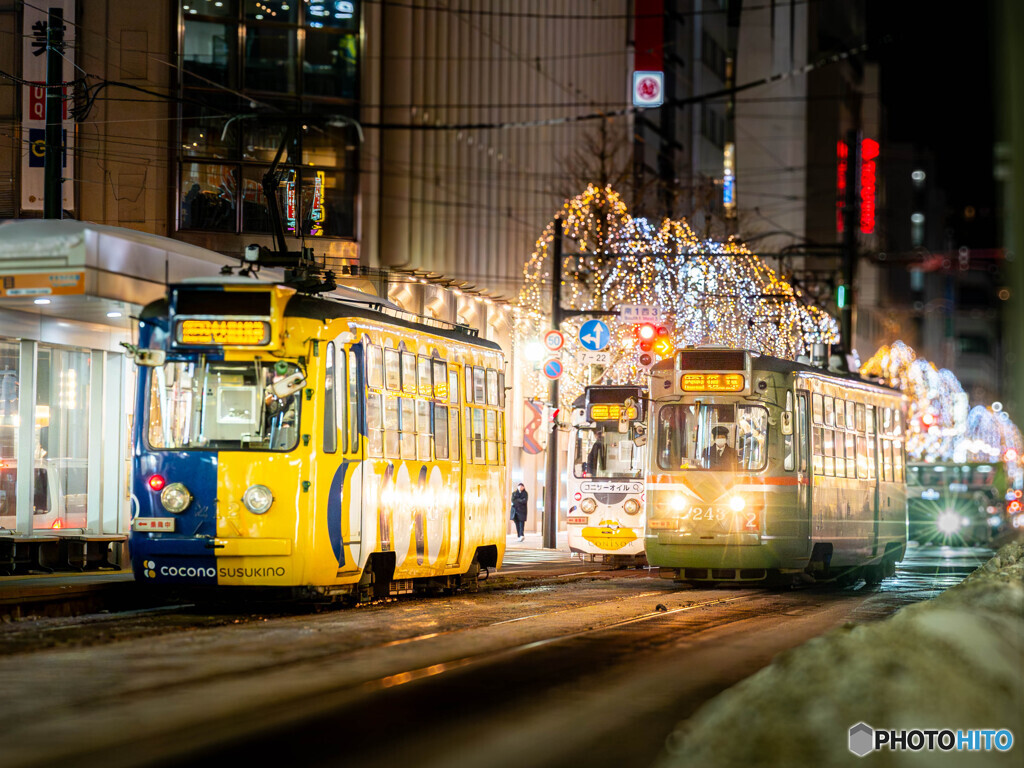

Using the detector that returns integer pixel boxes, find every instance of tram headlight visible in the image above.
[728,495,746,513]
[670,495,688,512]
[937,511,961,535]
[623,498,641,515]
[243,484,275,515]
[580,497,598,514]
[160,483,192,514]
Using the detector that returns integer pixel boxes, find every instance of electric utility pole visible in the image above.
[44,7,65,220]
[543,218,563,550]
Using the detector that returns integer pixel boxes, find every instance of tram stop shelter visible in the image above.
[0,220,243,573]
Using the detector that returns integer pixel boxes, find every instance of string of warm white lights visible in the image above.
[516,184,840,403]
[861,341,1022,482]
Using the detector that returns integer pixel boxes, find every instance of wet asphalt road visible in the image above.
[0,544,991,768]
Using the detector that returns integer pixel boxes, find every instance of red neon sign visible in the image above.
[836,138,879,235]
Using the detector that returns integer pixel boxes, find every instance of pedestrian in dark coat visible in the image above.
[510,483,529,541]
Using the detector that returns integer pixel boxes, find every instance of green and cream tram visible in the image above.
[643,348,907,585]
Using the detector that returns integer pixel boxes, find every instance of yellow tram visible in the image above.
[643,348,907,585]
[129,278,507,600]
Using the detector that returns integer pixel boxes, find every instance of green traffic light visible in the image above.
[837,284,848,309]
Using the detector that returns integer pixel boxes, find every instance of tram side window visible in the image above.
[856,434,868,479]
[473,367,486,405]
[845,432,856,478]
[432,360,448,400]
[812,427,824,475]
[384,349,401,391]
[883,407,892,434]
[824,396,835,427]
[497,410,505,464]
[812,393,823,425]
[465,367,474,404]
[894,439,905,481]
[823,429,835,476]
[433,404,449,459]
[368,345,384,389]
[449,369,460,404]
[498,371,506,408]
[835,399,845,429]
[882,438,893,481]
[448,407,461,461]
[835,429,846,477]
[401,352,417,396]
[846,401,856,431]
[400,398,416,459]
[471,407,486,463]
[855,403,865,432]
[384,397,400,458]
[486,369,499,406]
[418,356,432,398]
[416,399,431,460]
[347,350,360,453]
[366,392,384,457]
[323,342,338,454]
[485,409,498,464]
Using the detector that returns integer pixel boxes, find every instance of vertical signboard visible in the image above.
[21,0,75,213]
[836,137,878,235]
[633,0,664,107]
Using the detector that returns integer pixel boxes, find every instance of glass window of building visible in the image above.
[33,347,91,530]
[0,341,19,524]
[177,0,359,238]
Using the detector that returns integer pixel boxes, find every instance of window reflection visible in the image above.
[244,27,297,92]
[181,162,237,231]
[304,30,358,98]
[183,20,234,87]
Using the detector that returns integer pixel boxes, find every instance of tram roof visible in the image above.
[285,294,503,352]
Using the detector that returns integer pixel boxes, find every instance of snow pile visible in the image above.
[654,542,1024,768]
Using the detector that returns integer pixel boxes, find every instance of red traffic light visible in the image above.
[637,323,656,341]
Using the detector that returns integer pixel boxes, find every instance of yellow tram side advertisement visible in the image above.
[129,277,507,601]
[643,348,907,586]
[566,386,648,564]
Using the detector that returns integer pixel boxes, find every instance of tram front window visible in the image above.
[147,360,302,451]
[656,403,769,471]
[574,427,643,479]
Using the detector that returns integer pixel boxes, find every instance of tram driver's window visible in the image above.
[656,405,685,470]
[812,393,823,424]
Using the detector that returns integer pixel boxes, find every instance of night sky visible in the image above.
[869,0,998,248]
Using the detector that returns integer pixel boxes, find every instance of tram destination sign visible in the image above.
[680,373,745,393]
[177,319,271,346]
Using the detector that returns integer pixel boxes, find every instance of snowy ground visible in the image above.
[654,540,1024,768]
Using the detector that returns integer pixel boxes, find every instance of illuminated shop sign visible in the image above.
[836,137,879,235]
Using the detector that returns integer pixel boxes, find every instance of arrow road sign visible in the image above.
[578,319,610,351]
[542,358,563,380]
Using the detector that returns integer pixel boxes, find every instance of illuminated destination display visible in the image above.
[588,404,639,421]
[680,373,745,392]
[177,319,271,346]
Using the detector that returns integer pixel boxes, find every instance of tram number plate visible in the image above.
[133,518,176,532]
[684,506,728,522]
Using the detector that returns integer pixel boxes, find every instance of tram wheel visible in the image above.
[862,563,884,586]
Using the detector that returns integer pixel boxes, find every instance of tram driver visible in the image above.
[701,425,737,470]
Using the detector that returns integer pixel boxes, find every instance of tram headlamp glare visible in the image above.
[624,498,641,515]
[580,497,598,514]
[728,495,746,513]
[670,495,688,512]
[937,511,961,535]
[160,483,192,514]
[243,484,274,515]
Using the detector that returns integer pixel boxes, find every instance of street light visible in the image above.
[525,341,544,362]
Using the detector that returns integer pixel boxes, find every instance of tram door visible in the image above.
[342,345,364,571]
[796,392,812,550]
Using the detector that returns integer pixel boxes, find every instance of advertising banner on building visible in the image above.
[21,0,75,213]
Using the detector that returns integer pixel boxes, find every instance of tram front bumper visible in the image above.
[645,532,793,571]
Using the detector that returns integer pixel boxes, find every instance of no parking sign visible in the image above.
[542,358,563,380]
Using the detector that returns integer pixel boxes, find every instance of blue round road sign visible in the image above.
[579,319,610,351]
[542,358,563,380]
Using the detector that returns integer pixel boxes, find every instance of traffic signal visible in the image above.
[652,326,675,358]
[635,322,657,352]
[836,284,849,309]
